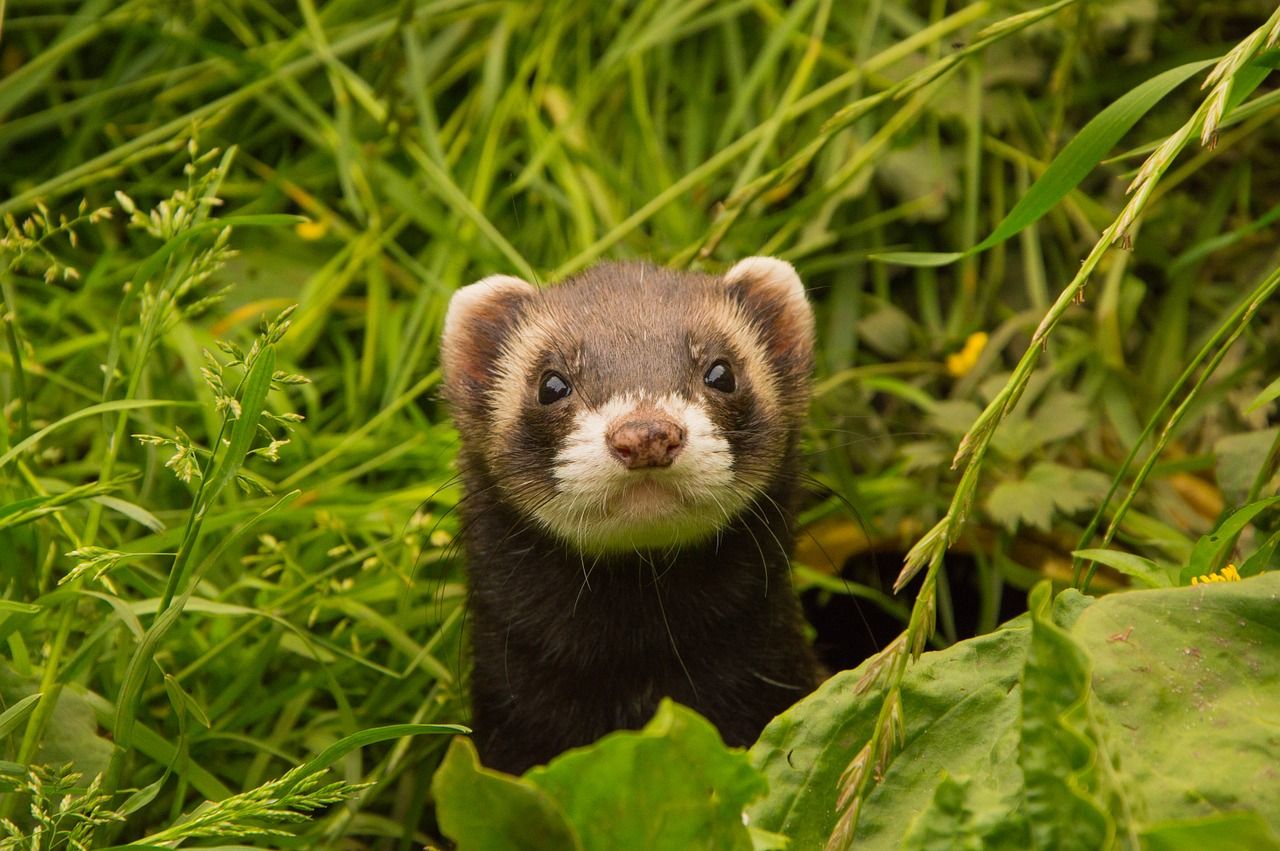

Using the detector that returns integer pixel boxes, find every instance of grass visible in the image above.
[1,0,1279,846]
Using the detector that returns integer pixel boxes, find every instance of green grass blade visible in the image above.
[0,693,42,739]
[0,400,195,472]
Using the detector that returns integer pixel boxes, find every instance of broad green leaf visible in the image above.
[1071,548,1173,588]
[1018,582,1111,851]
[1141,812,1280,851]
[0,666,112,779]
[751,575,1280,846]
[1181,494,1280,584]
[900,775,985,851]
[875,59,1216,267]
[526,701,766,851]
[434,737,582,851]
[1075,574,1280,825]
[749,592,1090,849]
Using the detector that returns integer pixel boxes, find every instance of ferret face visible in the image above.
[441,258,814,553]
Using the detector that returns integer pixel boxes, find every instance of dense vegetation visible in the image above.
[1,0,1278,847]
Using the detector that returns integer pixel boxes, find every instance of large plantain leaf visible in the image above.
[749,574,1280,849]
[1017,583,1111,850]
[1076,576,1280,825]
[434,700,765,851]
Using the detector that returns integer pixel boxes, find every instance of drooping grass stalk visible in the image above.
[825,8,1280,846]
[104,332,287,800]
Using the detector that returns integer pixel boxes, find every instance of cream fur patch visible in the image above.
[526,392,763,552]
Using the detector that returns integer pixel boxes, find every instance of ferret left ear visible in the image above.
[724,256,814,374]
[442,274,537,394]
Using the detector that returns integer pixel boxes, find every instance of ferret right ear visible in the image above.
[442,275,537,391]
[724,257,814,379]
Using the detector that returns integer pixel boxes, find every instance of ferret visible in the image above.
[440,257,819,774]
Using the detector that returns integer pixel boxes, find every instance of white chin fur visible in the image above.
[528,393,758,553]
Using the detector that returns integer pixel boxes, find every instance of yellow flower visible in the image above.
[1191,563,1241,585]
[295,218,328,240]
[946,331,989,378]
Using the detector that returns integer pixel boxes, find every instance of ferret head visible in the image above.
[441,258,814,553]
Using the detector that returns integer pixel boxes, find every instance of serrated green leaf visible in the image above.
[930,400,982,436]
[987,463,1109,532]
[988,476,1056,531]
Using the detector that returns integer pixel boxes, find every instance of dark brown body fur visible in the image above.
[459,442,816,774]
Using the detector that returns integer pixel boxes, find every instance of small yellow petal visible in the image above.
[1192,563,1242,586]
[945,331,989,378]
[295,219,327,240]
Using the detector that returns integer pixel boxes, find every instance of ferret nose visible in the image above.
[606,418,685,469]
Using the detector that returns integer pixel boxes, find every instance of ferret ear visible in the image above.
[724,256,814,375]
[442,274,537,391]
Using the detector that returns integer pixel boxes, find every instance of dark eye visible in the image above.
[703,360,736,393]
[538,371,572,404]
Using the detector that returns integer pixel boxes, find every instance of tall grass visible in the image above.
[1,0,1278,846]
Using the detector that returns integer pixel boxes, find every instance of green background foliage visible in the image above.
[1,0,1279,847]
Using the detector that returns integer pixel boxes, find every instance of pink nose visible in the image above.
[606,418,685,469]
